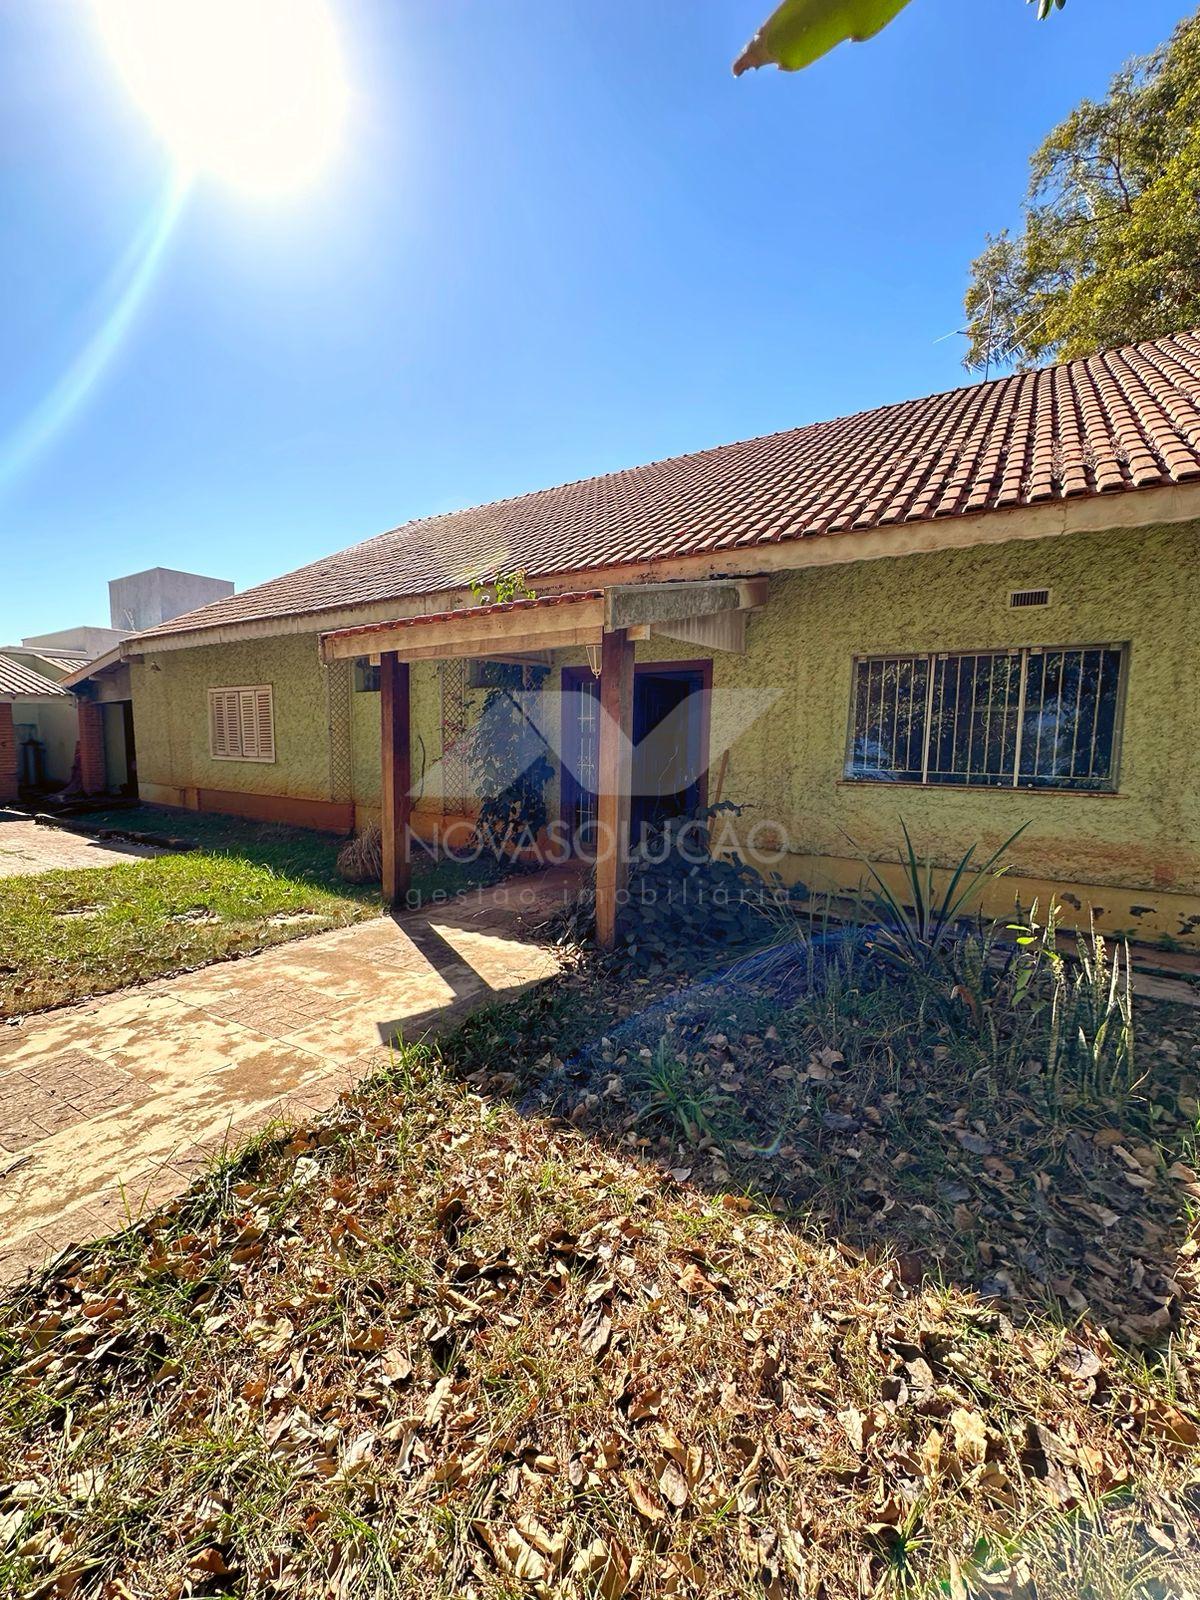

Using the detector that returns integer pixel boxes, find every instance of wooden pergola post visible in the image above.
[380,651,412,908]
[595,627,634,950]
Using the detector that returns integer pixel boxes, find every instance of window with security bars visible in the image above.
[208,686,276,763]
[846,646,1124,791]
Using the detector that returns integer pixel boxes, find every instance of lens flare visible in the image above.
[0,174,188,493]
[93,0,349,196]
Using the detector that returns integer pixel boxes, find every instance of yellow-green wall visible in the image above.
[130,521,1200,942]
[134,634,327,802]
[133,634,448,821]
[705,522,1200,944]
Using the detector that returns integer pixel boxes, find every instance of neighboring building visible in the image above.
[0,646,88,795]
[108,568,234,633]
[11,567,232,797]
[74,332,1200,948]
[20,626,126,660]
[0,653,69,803]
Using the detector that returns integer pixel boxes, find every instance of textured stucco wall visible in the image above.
[131,633,449,822]
[710,522,1199,897]
[130,521,1200,931]
[349,660,448,819]
[132,633,334,801]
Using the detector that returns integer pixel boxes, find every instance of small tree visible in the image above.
[963,10,1200,369]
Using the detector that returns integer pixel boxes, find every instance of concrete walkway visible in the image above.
[0,809,163,877]
[0,866,579,1284]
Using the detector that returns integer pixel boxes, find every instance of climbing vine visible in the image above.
[468,570,536,607]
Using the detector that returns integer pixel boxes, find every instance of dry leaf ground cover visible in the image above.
[0,810,500,1018]
[1,926,1199,1599]
[479,935,1200,1349]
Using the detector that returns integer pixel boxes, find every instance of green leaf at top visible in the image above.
[732,0,915,76]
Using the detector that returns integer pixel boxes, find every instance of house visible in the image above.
[0,645,88,789]
[0,652,71,803]
[13,568,234,801]
[74,332,1200,949]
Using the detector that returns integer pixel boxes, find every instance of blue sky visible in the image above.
[0,0,1188,642]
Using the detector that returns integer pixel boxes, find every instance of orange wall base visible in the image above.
[192,787,355,835]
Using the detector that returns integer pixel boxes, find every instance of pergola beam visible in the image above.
[604,578,766,631]
[347,624,601,664]
[595,627,634,951]
[379,652,412,908]
[320,581,769,667]
[319,596,605,664]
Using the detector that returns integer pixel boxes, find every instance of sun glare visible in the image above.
[92,0,348,197]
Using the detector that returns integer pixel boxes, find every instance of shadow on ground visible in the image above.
[438,929,1200,1353]
[59,804,511,908]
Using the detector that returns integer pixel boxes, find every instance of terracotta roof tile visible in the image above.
[0,654,68,700]
[131,331,1200,646]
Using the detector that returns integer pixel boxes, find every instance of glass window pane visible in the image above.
[927,651,1021,786]
[846,656,927,782]
[1019,647,1122,790]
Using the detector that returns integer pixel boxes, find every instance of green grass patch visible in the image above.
[0,849,367,1016]
[0,808,505,1017]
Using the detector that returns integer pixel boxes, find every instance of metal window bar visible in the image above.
[576,684,599,834]
[847,646,1123,791]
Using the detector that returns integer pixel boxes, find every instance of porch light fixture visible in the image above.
[585,644,602,677]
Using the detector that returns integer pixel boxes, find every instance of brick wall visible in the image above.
[0,703,16,803]
[78,701,106,796]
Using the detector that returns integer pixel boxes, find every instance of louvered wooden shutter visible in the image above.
[209,690,227,757]
[208,686,273,761]
[251,687,275,762]
[238,690,258,758]
[209,688,241,758]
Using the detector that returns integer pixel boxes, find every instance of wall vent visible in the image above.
[1009,587,1051,609]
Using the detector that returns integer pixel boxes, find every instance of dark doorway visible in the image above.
[561,662,710,850]
[99,701,139,798]
[121,700,139,798]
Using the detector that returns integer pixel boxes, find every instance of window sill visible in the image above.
[836,779,1123,798]
[209,753,277,765]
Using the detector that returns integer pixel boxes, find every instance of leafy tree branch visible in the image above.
[962,11,1200,370]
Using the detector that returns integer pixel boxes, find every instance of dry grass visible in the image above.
[1,1023,1198,1600]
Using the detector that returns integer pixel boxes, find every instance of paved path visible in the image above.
[0,866,579,1284]
[0,810,162,877]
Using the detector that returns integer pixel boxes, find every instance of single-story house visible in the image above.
[0,651,75,800]
[71,331,1200,948]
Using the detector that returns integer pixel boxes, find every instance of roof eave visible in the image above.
[59,646,125,690]
[119,477,1200,656]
